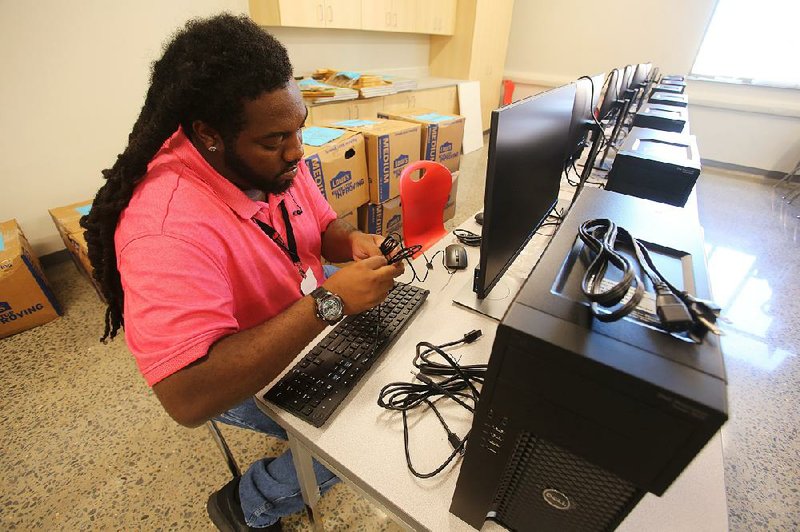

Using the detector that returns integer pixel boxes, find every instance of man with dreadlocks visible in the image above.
[81,13,404,531]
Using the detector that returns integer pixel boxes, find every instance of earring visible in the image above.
[208,146,218,152]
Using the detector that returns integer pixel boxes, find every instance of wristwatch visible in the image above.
[310,286,345,325]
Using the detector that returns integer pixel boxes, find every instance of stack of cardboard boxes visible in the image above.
[306,108,465,241]
[0,219,62,338]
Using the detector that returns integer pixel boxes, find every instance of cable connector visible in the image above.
[655,284,693,332]
[447,430,464,453]
[463,329,482,343]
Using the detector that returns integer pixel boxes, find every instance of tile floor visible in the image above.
[1,143,798,531]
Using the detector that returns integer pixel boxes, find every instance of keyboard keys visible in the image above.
[264,284,429,427]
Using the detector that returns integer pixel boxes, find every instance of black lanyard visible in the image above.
[253,201,305,277]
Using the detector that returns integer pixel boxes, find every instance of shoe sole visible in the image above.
[206,493,236,532]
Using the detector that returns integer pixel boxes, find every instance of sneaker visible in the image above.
[207,476,282,531]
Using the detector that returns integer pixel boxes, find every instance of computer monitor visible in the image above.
[596,69,620,121]
[631,62,651,89]
[570,76,607,205]
[472,83,577,301]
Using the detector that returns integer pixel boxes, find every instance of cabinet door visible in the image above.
[308,101,356,125]
[383,92,415,111]
[362,0,393,31]
[415,0,456,35]
[308,99,383,125]
[278,0,325,27]
[325,0,362,30]
[391,0,416,32]
[413,87,459,114]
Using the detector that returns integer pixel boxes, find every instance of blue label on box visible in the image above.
[0,233,4,251]
[378,135,391,201]
[305,154,326,199]
[298,78,329,88]
[302,126,345,147]
[413,112,455,123]
[425,124,438,160]
[335,119,378,128]
[76,205,91,216]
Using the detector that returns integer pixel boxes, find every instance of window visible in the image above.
[691,0,800,88]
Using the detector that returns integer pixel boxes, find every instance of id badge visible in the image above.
[300,267,318,296]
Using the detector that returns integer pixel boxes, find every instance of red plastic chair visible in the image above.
[399,160,453,256]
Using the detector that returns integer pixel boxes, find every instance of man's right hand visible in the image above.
[322,255,404,314]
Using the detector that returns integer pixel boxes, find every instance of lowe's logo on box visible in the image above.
[440,141,453,154]
[0,301,46,324]
[393,154,409,169]
[331,171,352,189]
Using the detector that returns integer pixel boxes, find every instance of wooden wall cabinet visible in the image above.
[307,86,459,125]
[415,0,457,35]
[250,0,362,30]
[250,0,455,35]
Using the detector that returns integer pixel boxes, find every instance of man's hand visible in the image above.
[349,231,384,261]
[323,255,404,314]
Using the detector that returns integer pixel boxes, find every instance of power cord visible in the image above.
[453,228,481,247]
[578,218,723,343]
[377,330,487,478]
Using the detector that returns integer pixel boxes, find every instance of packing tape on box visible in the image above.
[303,126,345,147]
[76,205,91,216]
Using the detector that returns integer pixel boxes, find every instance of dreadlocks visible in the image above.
[80,14,293,342]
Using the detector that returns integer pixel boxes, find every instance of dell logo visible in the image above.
[542,488,571,511]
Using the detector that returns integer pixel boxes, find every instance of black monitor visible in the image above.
[631,62,651,88]
[596,69,620,120]
[473,83,577,300]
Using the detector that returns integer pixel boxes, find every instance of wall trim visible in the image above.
[701,159,788,180]
[504,70,800,118]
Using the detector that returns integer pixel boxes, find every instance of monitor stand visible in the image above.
[452,274,523,321]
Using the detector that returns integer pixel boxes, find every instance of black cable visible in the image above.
[377,330,486,479]
[577,219,723,341]
[453,228,481,246]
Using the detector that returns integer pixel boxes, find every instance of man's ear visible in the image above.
[191,120,223,153]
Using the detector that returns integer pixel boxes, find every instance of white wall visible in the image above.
[0,1,430,256]
[503,0,800,174]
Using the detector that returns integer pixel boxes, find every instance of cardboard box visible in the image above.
[377,108,465,174]
[303,129,369,216]
[338,209,358,229]
[49,201,103,300]
[327,119,421,204]
[358,196,403,238]
[444,171,459,223]
[0,219,62,338]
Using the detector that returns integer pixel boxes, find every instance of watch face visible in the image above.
[320,296,343,320]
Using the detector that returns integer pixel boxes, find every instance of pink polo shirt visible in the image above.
[116,128,337,386]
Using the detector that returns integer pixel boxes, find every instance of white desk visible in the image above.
[255,199,729,531]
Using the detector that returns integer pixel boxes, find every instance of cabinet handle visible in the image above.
[317,4,323,22]
[327,6,333,22]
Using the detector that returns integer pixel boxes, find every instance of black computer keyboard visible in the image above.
[264,283,429,427]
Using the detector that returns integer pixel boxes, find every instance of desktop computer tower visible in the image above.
[450,188,727,531]
[652,83,684,95]
[632,103,688,133]
[606,127,700,207]
[648,92,688,108]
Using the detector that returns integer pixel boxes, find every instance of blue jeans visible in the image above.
[214,398,339,528]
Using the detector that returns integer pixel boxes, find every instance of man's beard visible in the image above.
[224,147,297,195]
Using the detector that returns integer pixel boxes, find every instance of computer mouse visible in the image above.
[474,212,484,225]
[444,244,468,270]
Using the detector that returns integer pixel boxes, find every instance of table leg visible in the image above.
[287,434,324,532]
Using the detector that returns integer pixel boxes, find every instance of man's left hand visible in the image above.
[349,231,384,261]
